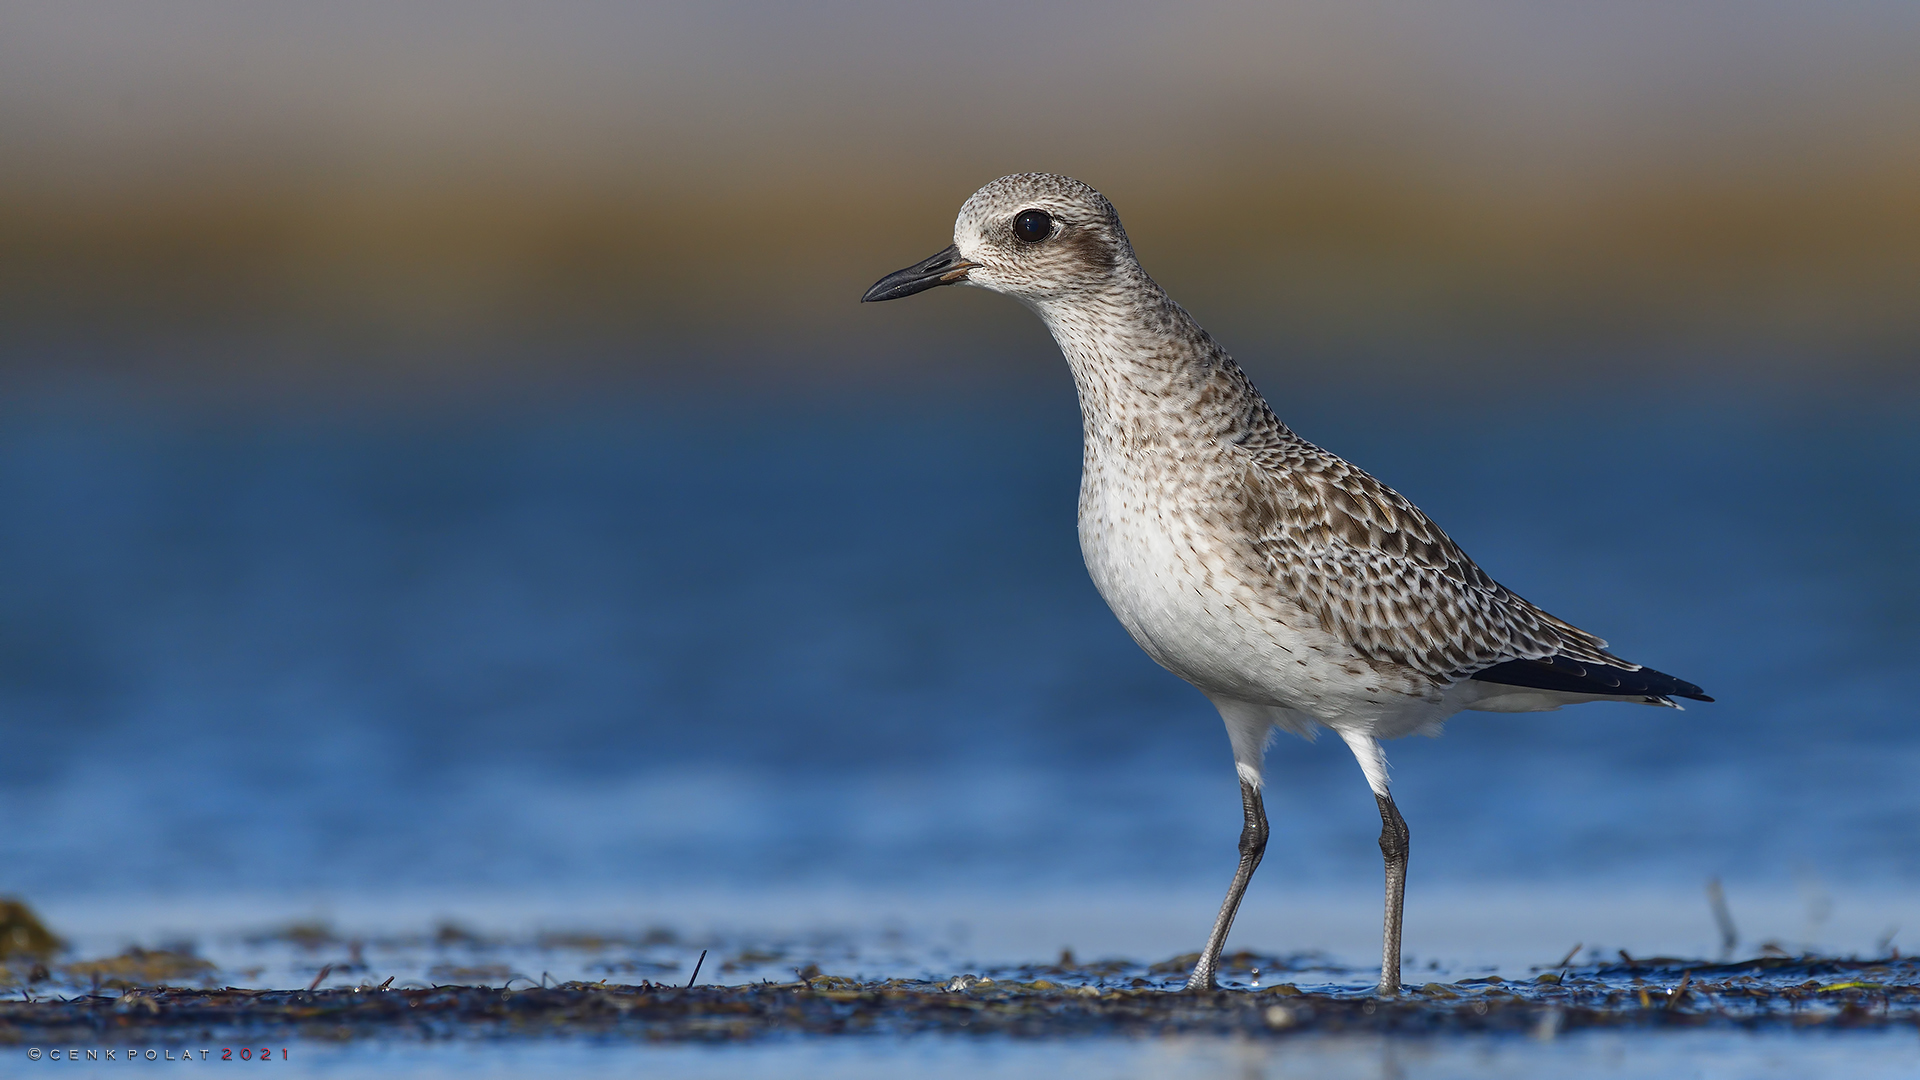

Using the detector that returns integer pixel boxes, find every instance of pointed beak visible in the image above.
[860,244,978,303]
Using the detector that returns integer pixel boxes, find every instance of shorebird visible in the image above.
[861,173,1710,994]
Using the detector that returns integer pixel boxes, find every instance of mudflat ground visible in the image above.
[6,948,1915,1045]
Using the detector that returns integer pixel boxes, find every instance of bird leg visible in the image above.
[1185,776,1268,991]
[1374,792,1410,995]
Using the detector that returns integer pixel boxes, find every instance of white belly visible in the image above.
[1077,455,1445,733]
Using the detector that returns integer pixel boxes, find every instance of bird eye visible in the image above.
[1012,209,1053,244]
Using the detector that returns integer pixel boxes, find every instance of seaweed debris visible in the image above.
[1,954,1915,1044]
[0,900,62,962]
[59,949,218,991]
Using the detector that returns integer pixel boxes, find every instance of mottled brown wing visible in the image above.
[1236,439,1623,681]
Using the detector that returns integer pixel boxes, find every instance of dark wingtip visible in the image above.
[1471,655,1711,702]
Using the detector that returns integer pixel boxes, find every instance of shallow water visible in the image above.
[19,1030,1920,1079]
[1,379,1915,990]
[284,1031,1920,1080]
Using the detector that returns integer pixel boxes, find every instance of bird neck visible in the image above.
[1033,273,1272,446]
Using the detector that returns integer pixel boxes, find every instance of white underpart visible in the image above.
[1209,695,1317,790]
[1339,729,1393,799]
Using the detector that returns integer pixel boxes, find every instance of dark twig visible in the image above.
[687,949,708,988]
[306,965,333,992]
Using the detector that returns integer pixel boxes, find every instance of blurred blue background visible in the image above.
[0,0,1916,967]
[1,384,1914,907]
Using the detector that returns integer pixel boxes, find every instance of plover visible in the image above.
[862,173,1710,994]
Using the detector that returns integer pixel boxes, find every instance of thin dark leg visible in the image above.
[1374,792,1410,995]
[1184,778,1268,991]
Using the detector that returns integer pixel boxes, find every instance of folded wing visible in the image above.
[1233,427,1702,702]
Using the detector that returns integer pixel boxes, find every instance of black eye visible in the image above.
[1012,209,1053,244]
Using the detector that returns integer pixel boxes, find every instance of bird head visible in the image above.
[861,173,1135,308]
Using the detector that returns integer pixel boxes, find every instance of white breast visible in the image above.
[1076,440,1446,735]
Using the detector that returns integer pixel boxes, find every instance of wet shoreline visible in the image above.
[6,954,1915,1045]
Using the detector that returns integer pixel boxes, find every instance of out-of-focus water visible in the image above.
[0,377,1915,969]
[41,1030,1917,1080]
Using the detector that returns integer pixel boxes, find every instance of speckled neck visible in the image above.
[1031,266,1283,452]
